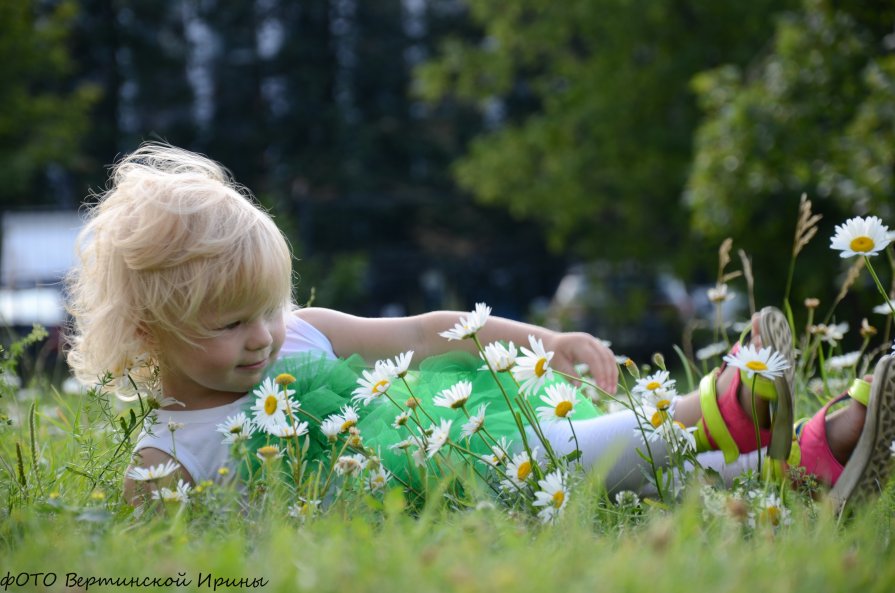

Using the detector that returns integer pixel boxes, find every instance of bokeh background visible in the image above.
[2,0,893,378]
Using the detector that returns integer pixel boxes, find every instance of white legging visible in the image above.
[527,411,760,495]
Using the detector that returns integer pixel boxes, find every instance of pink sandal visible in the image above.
[793,355,895,514]
[694,307,795,462]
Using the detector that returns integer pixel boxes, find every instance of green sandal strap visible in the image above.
[695,371,740,464]
[738,369,778,400]
[847,378,870,406]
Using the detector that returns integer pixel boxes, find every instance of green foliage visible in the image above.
[0,0,98,206]
[417,0,792,263]
[686,0,895,300]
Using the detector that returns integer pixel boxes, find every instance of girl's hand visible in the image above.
[544,332,618,394]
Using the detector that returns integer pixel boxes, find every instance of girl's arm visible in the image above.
[294,307,618,392]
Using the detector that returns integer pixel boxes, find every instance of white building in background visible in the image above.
[0,211,83,327]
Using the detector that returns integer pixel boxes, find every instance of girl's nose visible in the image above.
[246,319,273,351]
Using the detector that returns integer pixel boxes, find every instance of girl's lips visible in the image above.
[238,359,268,371]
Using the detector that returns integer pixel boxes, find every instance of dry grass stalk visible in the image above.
[834,257,865,306]
[793,193,822,257]
[738,249,756,315]
[718,237,733,279]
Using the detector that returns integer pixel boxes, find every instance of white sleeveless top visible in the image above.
[131,313,335,483]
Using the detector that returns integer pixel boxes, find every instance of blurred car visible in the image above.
[543,261,695,361]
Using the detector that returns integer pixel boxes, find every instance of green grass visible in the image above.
[3,382,895,593]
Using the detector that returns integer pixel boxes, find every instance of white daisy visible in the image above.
[390,436,423,451]
[830,216,892,258]
[216,412,257,444]
[461,403,488,438]
[696,341,728,361]
[432,381,473,410]
[352,367,391,406]
[366,467,391,492]
[338,405,360,433]
[479,341,518,372]
[392,410,412,429]
[250,377,296,433]
[426,418,453,458]
[377,351,414,379]
[151,479,192,504]
[288,497,321,520]
[167,420,184,433]
[614,490,641,508]
[533,470,569,523]
[632,370,676,400]
[511,335,555,395]
[320,416,342,442]
[825,351,861,371]
[722,343,790,380]
[480,436,514,467]
[126,460,180,482]
[439,302,491,341]
[334,454,366,476]
[411,445,428,468]
[501,449,538,491]
[270,420,309,439]
[822,322,849,345]
[256,444,283,461]
[650,420,697,452]
[634,398,676,440]
[889,440,895,457]
[747,493,792,528]
[874,301,895,315]
[537,383,578,422]
[707,283,734,304]
[144,392,184,410]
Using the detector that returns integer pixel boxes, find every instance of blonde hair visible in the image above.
[65,143,294,387]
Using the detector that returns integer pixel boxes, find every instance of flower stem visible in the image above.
[865,256,895,317]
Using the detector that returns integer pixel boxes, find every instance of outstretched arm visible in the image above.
[294,307,618,392]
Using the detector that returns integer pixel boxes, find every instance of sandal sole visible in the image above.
[758,306,794,460]
[830,355,895,515]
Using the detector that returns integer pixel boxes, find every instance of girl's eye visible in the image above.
[219,320,241,331]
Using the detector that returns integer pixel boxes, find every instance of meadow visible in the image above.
[3,202,895,593]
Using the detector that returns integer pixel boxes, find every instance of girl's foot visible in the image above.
[798,356,895,514]
[690,307,794,462]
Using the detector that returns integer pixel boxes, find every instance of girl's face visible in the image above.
[157,306,287,409]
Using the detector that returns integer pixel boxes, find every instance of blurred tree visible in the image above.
[686,0,895,302]
[0,0,98,208]
[415,0,792,272]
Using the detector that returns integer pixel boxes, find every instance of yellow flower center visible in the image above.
[745,361,768,372]
[552,490,565,508]
[451,398,467,409]
[373,379,389,394]
[849,236,875,253]
[341,419,357,432]
[555,401,573,418]
[651,410,669,428]
[516,460,532,481]
[264,394,279,415]
[534,358,548,377]
[763,506,782,526]
[656,399,671,411]
[258,445,279,459]
[229,425,242,434]
[646,381,661,391]
[275,373,296,386]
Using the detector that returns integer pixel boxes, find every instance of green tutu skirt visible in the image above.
[242,351,603,490]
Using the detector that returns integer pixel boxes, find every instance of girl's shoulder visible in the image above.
[281,310,337,359]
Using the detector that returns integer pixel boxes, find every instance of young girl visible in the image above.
[65,143,895,512]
